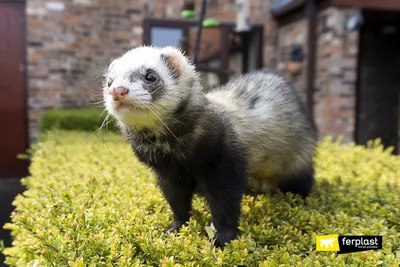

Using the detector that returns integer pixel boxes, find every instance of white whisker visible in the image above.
[146,105,179,142]
[76,113,111,152]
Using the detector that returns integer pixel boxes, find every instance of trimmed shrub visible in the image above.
[3,131,400,266]
[39,107,118,134]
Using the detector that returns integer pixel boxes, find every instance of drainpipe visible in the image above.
[306,0,317,120]
[235,0,252,74]
[193,0,208,65]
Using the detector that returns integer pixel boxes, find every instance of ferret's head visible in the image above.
[103,46,199,130]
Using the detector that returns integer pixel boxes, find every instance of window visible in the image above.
[150,27,183,48]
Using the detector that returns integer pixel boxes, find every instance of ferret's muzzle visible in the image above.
[110,87,129,101]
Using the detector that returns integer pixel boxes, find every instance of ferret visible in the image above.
[103,46,317,249]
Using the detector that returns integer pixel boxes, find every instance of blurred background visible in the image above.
[0,0,399,265]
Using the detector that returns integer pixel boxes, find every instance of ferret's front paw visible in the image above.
[167,220,186,233]
[213,229,237,249]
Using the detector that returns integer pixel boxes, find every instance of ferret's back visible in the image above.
[206,70,317,192]
[206,70,314,134]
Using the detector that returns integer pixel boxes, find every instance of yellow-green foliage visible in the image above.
[39,107,118,134]
[3,131,400,266]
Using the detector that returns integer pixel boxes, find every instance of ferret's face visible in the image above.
[103,46,193,129]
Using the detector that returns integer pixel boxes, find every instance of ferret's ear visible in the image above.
[160,47,185,78]
[108,59,118,71]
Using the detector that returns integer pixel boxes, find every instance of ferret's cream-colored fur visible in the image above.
[206,72,317,192]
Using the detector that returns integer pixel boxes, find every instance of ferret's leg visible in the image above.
[206,190,243,248]
[157,175,195,232]
[277,167,315,198]
[204,157,247,249]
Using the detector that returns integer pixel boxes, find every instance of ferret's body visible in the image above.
[206,70,316,194]
[103,46,317,248]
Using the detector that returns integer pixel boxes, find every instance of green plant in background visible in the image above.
[2,131,400,266]
[181,9,196,18]
[39,107,119,135]
[202,18,220,28]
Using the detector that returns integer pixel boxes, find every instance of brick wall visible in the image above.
[275,7,360,142]
[27,0,145,141]
[314,7,359,142]
[276,18,308,104]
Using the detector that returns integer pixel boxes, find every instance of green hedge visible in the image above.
[2,131,400,266]
[39,107,119,134]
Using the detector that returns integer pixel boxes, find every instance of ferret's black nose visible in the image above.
[110,87,129,101]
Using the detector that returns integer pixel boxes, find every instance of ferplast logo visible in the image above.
[316,235,383,254]
[316,234,340,252]
[338,236,383,254]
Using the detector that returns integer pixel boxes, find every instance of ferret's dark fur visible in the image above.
[122,106,247,248]
[103,46,317,248]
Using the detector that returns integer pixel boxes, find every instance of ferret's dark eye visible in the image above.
[107,79,113,87]
[145,73,157,82]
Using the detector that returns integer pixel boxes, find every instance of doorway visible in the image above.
[356,9,400,154]
[0,2,28,178]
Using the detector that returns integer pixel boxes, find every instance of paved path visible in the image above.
[0,178,25,267]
